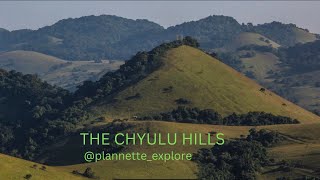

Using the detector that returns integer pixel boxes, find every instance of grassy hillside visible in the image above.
[223,32,280,51]
[0,50,124,90]
[0,154,86,180]
[94,45,319,123]
[239,51,281,82]
[0,50,65,74]
[42,60,124,91]
[293,28,318,44]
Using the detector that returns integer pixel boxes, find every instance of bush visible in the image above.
[24,174,32,180]
[175,98,192,105]
[83,167,96,178]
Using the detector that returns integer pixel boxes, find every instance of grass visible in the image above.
[2,120,320,179]
[293,28,318,44]
[0,50,124,91]
[240,51,280,82]
[42,121,320,179]
[0,50,65,74]
[94,45,319,123]
[223,32,280,51]
[50,121,252,180]
[0,154,86,180]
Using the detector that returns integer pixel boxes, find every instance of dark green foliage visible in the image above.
[223,112,299,126]
[1,15,315,60]
[253,22,305,46]
[140,106,222,124]
[76,37,199,99]
[246,129,284,147]
[24,174,32,179]
[0,15,164,60]
[216,52,244,71]
[237,44,276,54]
[140,107,299,125]
[245,71,256,79]
[194,129,284,180]
[0,69,73,159]
[0,69,93,160]
[166,15,243,49]
[278,40,320,73]
[194,140,268,180]
[175,98,192,105]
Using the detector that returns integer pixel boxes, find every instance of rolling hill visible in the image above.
[1,40,320,180]
[0,50,124,90]
[1,15,318,61]
[89,45,319,123]
[222,32,280,51]
[0,50,65,74]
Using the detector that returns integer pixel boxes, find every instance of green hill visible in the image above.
[0,50,65,74]
[254,21,318,46]
[222,32,280,51]
[1,15,317,60]
[89,45,319,123]
[0,50,124,90]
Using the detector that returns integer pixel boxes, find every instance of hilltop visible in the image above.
[75,41,319,123]
[0,15,317,60]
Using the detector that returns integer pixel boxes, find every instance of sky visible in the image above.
[1,1,320,33]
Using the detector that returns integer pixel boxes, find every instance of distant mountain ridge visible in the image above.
[0,15,318,60]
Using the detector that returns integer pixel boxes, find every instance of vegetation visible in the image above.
[139,106,299,125]
[252,22,317,46]
[237,44,277,54]
[216,52,244,71]
[75,36,199,99]
[1,15,315,60]
[0,69,93,160]
[278,40,320,73]
[194,129,283,180]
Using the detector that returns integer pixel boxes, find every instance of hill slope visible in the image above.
[223,32,280,51]
[0,50,124,90]
[0,50,65,74]
[0,154,85,180]
[92,45,319,123]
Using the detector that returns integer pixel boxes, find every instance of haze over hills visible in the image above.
[1,15,318,110]
[0,50,124,90]
[0,15,318,61]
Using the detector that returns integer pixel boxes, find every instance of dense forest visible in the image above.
[1,15,317,60]
[194,129,284,179]
[139,106,299,125]
[253,22,308,46]
[278,40,320,73]
[0,69,92,160]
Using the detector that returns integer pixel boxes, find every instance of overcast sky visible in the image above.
[1,1,320,33]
